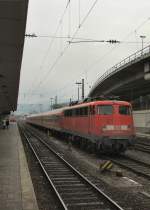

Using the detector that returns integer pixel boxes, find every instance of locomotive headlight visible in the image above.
[120,125,128,130]
[102,125,115,131]
[102,125,130,131]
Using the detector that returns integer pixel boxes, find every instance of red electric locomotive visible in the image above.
[27,100,135,153]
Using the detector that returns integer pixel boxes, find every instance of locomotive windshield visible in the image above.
[119,105,131,115]
[97,105,113,115]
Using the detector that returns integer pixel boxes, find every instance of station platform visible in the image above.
[0,123,39,210]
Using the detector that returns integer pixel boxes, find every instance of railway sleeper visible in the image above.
[49,174,76,178]
[55,183,85,188]
[52,177,79,181]
[63,195,99,204]
[45,168,72,172]
[53,180,82,185]
[61,191,94,197]
[57,186,91,192]
[67,201,105,209]
[45,171,73,175]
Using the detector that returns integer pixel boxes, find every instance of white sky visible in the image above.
[18,0,150,106]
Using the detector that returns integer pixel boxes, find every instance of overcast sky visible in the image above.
[18,0,150,106]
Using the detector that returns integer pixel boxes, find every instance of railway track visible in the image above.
[19,124,124,210]
[109,155,150,180]
[134,140,150,154]
[134,144,150,154]
[137,140,150,147]
[24,124,150,180]
[24,124,150,181]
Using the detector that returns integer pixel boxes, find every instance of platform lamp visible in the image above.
[75,79,85,101]
[75,82,82,101]
[140,35,146,52]
[50,98,54,110]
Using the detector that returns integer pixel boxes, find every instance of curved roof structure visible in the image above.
[89,45,150,101]
[0,0,29,115]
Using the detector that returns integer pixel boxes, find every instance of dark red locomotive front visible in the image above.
[27,100,135,154]
[62,100,135,153]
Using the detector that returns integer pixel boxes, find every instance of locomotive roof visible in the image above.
[65,100,131,109]
[27,100,131,118]
[27,107,64,118]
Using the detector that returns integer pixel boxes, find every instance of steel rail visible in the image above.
[124,155,150,167]
[134,144,150,154]
[133,140,150,154]
[136,141,150,147]
[20,124,124,210]
[20,127,68,210]
[109,155,150,180]
[25,124,150,180]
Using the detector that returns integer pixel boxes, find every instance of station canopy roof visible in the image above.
[0,0,28,115]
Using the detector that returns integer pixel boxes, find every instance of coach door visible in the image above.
[88,105,95,135]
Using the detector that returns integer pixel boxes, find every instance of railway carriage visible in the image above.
[27,100,135,153]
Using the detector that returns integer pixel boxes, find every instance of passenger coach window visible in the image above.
[64,110,72,117]
[119,106,131,115]
[97,105,113,115]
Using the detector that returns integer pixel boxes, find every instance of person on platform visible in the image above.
[6,119,9,129]
[2,119,6,129]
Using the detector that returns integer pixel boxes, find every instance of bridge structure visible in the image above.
[0,0,28,116]
[89,45,150,103]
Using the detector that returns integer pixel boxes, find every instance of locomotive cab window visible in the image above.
[119,106,131,115]
[97,105,113,115]
[89,106,95,115]
[82,107,88,116]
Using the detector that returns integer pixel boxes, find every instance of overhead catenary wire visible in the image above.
[78,0,81,27]
[28,16,150,103]
[79,16,150,84]
[42,0,99,84]
[25,8,150,105]
[39,0,71,61]
[79,0,98,28]
[48,16,150,101]
[25,34,150,45]
[68,0,71,38]
[27,0,71,95]
[29,0,100,94]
